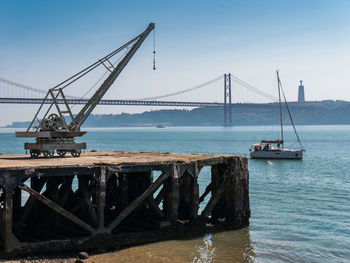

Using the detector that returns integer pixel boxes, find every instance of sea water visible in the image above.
[0,125,349,263]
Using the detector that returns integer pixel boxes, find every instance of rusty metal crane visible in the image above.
[16,23,155,157]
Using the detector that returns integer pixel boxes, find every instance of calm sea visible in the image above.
[1,125,349,263]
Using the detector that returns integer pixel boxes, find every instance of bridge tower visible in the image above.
[224,73,232,125]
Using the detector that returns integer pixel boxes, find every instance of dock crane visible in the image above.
[16,23,155,157]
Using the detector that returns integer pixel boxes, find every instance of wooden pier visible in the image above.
[0,151,250,257]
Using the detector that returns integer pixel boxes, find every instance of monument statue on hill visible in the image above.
[298,80,305,103]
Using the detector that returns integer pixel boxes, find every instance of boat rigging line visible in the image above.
[277,71,305,151]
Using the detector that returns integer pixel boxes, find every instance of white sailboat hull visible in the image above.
[250,149,303,159]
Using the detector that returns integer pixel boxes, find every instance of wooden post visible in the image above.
[222,157,250,228]
[178,163,201,220]
[120,174,128,210]
[96,167,106,231]
[13,187,21,216]
[59,176,74,207]
[209,158,250,229]
[1,187,20,252]
[56,176,74,229]
[77,175,98,226]
[165,164,180,224]
[192,163,201,219]
[46,177,61,227]
[178,171,193,220]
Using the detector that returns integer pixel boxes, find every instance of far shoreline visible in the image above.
[2,124,350,131]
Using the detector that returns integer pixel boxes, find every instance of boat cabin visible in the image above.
[250,140,284,152]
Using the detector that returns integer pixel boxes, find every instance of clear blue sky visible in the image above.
[0,0,350,125]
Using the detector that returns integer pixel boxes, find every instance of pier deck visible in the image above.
[0,151,250,257]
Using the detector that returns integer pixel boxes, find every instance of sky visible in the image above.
[0,0,350,126]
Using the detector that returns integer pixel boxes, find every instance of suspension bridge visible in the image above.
[0,74,277,124]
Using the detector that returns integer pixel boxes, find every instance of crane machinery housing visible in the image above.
[15,23,155,157]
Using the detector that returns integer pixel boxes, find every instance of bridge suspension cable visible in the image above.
[0,78,78,99]
[136,75,224,101]
[231,74,278,101]
[0,78,47,96]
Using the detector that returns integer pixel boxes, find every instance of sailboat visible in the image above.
[249,71,305,159]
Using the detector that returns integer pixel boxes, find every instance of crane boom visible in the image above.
[71,23,155,130]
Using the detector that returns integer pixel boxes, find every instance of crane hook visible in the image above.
[153,28,156,70]
[153,51,156,70]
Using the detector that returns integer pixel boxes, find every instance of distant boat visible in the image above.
[156,124,165,128]
[249,71,305,159]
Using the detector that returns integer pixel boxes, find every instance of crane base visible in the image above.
[25,142,86,158]
[16,131,87,138]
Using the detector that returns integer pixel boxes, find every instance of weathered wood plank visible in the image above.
[199,183,212,203]
[19,184,95,234]
[200,179,226,218]
[147,196,165,218]
[155,186,164,205]
[107,171,169,232]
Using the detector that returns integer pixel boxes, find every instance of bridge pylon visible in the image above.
[224,73,232,125]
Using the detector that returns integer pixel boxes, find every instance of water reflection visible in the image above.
[87,228,254,263]
[193,234,215,263]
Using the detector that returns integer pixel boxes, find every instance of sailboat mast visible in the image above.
[277,70,284,148]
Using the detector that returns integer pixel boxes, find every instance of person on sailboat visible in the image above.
[263,144,270,151]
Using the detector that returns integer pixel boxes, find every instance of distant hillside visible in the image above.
[4,100,350,128]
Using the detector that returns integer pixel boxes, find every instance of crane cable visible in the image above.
[70,46,131,109]
[153,28,156,70]
[70,27,156,109]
